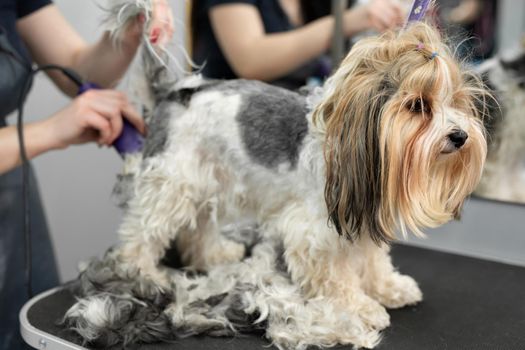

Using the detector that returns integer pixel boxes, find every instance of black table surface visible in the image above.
[26,245,525,350]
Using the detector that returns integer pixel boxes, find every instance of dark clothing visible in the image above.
[0,0,52,116]
[0,167,59,350]
[0,26,32,119]
[0,1,59,349]
[192,0,331,90]
[0,0,51,61]
[438,0,498,62]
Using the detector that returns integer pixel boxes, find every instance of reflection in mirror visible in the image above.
[434,0,525,205]
[475,47,525,204]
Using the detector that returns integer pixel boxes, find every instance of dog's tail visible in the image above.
[103,0,195,118]
[102,0,182,208]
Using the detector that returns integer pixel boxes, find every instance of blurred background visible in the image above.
[10,0,524,281]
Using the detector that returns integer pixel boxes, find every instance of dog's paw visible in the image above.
[354,294,391,331]
[370,273,423,309]
[352,328,382,350]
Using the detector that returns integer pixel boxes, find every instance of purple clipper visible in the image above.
[406,0,432,24]
[78,82,144,157]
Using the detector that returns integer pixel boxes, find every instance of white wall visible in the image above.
[9,0,186,281]
[405,199,525,267]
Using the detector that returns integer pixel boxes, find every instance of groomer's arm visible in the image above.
[0,122,59,174]
[0,89,145,175]
[210,0,404,81]
[16,1,173,96]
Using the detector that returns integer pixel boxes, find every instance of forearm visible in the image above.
[342,5,372,38]
[17,5,141,97]
[213,5,370,82]
[0,121,61,174]
[228,16,335,81]
[71,32,140,90]
[51,32,140,96]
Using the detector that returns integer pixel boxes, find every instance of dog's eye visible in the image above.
[409,98,431,115]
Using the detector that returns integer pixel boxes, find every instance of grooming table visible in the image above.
[20,245,525,350]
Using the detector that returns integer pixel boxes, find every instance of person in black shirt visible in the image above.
[0,1,173,349]
[191,0,405,90]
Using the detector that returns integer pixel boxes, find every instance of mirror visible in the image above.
[475,49,525,204]
[436,0,525,205]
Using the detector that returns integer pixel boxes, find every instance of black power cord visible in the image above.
[2,32,85,299]
[16,65,83,298]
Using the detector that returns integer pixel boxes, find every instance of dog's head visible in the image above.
[314,22,488,243]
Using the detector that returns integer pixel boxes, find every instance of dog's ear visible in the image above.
[316,71,395,244]
[315,22,489,242]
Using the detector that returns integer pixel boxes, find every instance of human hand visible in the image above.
[364,0,405,33]
[447,0,483,25]
[46,90,145,149]
[122,0,175,49]
[149,0,175,46]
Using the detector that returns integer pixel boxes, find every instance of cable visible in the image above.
[17,65,84,298]
[3,30,85,298]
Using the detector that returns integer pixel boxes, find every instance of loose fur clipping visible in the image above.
[63,2,490,349]
[65,232,383,349]
[102,0,152,41]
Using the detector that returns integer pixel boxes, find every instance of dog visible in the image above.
[64,5,489,349]
[475,47,525,203]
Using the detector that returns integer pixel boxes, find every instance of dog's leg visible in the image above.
[276,206,389,347]
[361,240,423,309]
[175,197,245,270]
[117,154,244,285]
[116,164,198,289]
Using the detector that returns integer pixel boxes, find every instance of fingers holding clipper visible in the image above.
[84,112,113,146]
[121,103,146,136]
[51,89,144,149]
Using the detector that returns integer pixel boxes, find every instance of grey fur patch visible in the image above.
[142,102,178,159]
[141,78,309,166]
[112,174,134,209]
[233,80,309,169]
[221,222,261,256]
[142,80,221,159]
[273,242,289,276]
[500,51,525,87]
[223,286,266,334]
[165,79,222,107]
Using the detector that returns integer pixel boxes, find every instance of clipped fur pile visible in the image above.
[65,226,380,349]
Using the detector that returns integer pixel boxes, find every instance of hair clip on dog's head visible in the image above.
[416,42,439,60]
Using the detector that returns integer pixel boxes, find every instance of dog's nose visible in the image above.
[448,130,468,149]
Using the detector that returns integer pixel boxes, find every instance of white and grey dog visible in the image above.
[64,3,489,349]
[475,48,525,203]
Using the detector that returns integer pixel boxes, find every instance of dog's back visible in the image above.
[148,78,310,166]
[116,77,322,216]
